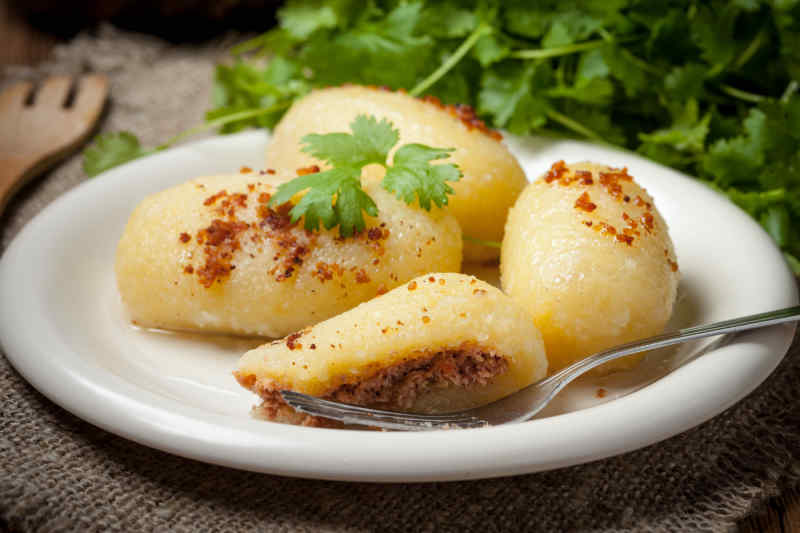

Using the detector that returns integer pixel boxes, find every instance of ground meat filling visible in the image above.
[252,347,509,427]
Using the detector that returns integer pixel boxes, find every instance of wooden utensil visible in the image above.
[0,74,108,215]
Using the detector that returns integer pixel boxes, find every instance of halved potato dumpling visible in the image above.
[115,172,461,338]
[235,273,547,426]
[265,85,528,262]
[501,161,680,373]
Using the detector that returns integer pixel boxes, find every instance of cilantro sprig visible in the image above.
[82,0,800,271]
[269,114,461,237]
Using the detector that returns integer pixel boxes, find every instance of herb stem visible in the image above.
[719,84,767,104]
[781,80,798,103]
[410,23,491,96]
[157,103,290,150]
[734,30,766,70]
[230,34,268,56]
[463,235,502,248]
[621,49,662,75]
[546,109,604,142]
[510,39,605,60]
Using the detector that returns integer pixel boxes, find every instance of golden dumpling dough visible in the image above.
[501,161,680,374]
[236,273,547,426]
[115,172,461,338]
[265,85,528,262]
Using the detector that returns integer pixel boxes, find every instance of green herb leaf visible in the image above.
[271,114,458,236]
[273,166,378,236]
[83,132,152,177]
[301,115,398,167]
[639,99,711,154]
[85,1,800,266]
[382,144,462,210]
[478,62,549,133]
[278,0,340,39]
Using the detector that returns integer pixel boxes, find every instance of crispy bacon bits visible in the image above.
[667,257,679,272]
[545,164,661,249]
[203,190,227,206]
[286,332,303,351]
[261,202,294,231]
[418,93,502,140]
[240,166,253,173]
[296,165,320,176]
[185,177,399,289]
[641,212,655,233]
[616,233,634,246]
[574,192,597,212]
[195,219,250,287]
[576,170,594,185]
[354,269,370,284]
[597,388,608,399]
[545,160,568,184]
[408,281,418,291]
[598,168,633,201]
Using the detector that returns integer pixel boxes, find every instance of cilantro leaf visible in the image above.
[84,1,800,268]
[301,115,398,167]
[382,144,462,210]
[639,99,711,154]
[761,204,791,246]
[473,31,511,67]
[297,2,432,89]
[272,167,378,236]
[419,2,477,38]
[278,0,340,39]
[271,114,458,237]
[478,62,549,134]
[690,3,737,74]
[664,63,707,101]
[602,44,648,98]
[542,11,603,48]
[83,132,152,177]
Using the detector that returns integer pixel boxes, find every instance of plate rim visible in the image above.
[1,130,797,482]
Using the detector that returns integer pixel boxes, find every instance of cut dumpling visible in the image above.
[265,85,528,262]
[501,161,680,373]
[115,171,461,338]
[235,273,547,426]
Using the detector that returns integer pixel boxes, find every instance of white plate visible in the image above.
[1,131,797,482]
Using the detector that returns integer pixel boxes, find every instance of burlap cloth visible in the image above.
[2,26,799,533]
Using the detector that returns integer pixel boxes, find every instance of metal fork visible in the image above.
[282,305,800,430]
[0,75,108,215]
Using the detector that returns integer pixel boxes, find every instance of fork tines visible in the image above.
[280,391,488,430]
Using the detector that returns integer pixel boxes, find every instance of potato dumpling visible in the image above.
[116,171,461,338]
[501,161,679,374]
[235,273,547,426]
[265,85,528,262]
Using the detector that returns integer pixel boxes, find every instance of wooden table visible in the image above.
[1,1,797,531]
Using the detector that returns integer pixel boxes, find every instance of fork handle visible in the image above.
[547,305,800,386]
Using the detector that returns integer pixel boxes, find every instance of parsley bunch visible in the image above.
[84,0,800,272]
[269,115,461,236]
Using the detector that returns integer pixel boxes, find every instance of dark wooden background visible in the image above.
[1,1,797,531]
